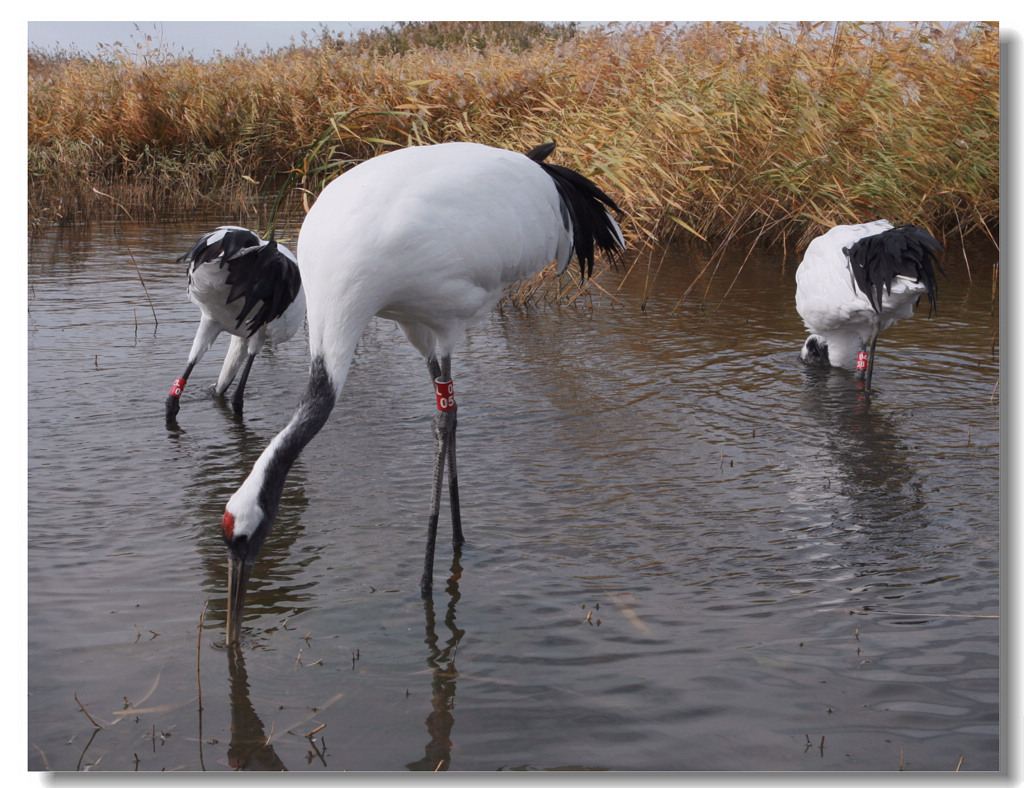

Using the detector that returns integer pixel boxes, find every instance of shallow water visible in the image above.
[27,220,999,772]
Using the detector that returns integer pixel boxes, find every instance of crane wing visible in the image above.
[224,241,303,336]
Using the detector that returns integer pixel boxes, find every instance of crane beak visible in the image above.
[226,553,252,646]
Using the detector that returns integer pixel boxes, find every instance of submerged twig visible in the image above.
[31,742,52,771]
[197,600,208,712]
[115,227,159,327]
[837,608,997,619]
[74,692,103,729]
[75,728,101,772]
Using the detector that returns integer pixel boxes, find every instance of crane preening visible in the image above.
[795,220,944,394]
[165,226,306,422]
[220,142,625,644]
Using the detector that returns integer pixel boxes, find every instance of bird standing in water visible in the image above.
[795,220,944,394]
[219,141,624,644]
[165,226,305,422]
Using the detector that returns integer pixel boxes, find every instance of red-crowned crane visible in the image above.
[219,141,624,644]
[165,226,306,422]
[795,220,944,394]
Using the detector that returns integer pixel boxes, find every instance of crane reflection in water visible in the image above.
[217,554,466,771]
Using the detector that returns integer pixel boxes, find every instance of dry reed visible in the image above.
[29,21,998,264]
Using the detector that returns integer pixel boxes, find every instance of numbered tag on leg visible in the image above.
[434,379,455,411]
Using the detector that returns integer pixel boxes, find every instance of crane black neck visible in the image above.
[255,356,337,522]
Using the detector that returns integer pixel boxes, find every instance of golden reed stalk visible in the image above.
[30,21,998,285]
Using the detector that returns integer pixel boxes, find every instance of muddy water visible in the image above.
[27,220,999,772]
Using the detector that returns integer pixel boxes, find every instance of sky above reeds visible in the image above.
[27,20,393,58]
[27,18,634,58]
[27,14,1007,61]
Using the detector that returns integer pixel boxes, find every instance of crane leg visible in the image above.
[422,411,448,597]
[165,360,196,423]
[447,422,464,548]
[214,334,249,396]
[230,353,257,415]
[422,356,463,598]
[438,355,464,550]
[863,330,880,395]
[168,316,222,423]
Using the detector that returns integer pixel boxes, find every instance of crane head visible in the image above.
[221,491,273,646]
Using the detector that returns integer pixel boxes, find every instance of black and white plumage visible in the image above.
[165,226,306,422]
[219,141,625,644]
[795,220,944,393]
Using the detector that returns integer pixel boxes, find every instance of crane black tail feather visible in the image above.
[177,226,261,267]
[224,241,303,336]
[179,227,302,338]
[527,141,624,278]
[844,224,946,315]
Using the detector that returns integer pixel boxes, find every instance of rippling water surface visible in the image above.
[27,221,999,772]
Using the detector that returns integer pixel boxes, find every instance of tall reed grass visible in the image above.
[29,21,998,268]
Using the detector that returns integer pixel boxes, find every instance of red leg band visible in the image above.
[856,352,868,371]
[434,379,455,411]
[169,377,187,398]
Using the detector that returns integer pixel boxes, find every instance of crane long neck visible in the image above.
[252,355,336,522]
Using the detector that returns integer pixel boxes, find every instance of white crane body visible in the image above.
[219,141,625,643]
[795,219,943,390]
[298,142,582,393]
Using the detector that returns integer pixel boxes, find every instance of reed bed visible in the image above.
[29,21,999,269]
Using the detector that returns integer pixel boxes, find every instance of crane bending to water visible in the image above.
[220,142,625,644]
[795,220,944,394]
[165,226,306,421]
